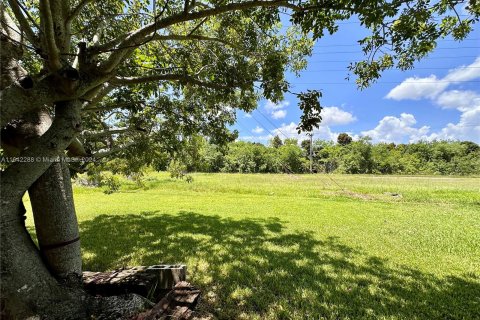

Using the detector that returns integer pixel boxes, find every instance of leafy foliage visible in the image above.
[295,90,322,133]
[337,133,353,146]
[270,135,283,148]
[123,137,480,175]
[3,0,480,177]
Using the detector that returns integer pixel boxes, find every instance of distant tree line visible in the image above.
[147,134,480,176]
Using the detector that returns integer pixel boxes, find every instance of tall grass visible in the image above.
[26,173,480,319]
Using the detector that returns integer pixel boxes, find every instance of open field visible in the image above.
[26,173,480,319]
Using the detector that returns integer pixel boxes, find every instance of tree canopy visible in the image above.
[2,0,479,171]
[120,137,480,177]
[337,133,353,146]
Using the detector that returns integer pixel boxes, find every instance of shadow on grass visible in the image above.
[80,211,479,319]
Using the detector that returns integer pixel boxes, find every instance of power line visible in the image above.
[249,108,480,135]
[256,109,291,140]
[289,80,480,85]
[305,56,480,63]
[312,39,480,48]
[311,47,480,54]
[235,118,254,134]
[302,15,473,25]
[296,67,480,72]
[249,113,280,139]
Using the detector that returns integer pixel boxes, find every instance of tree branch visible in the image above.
[0,82,58,128]
[111,73,233,90]
[98,0,296,73]
[91,33,128,53]
[152,34,238,48]
[13,0,40,29]
[6,0,38,46]
[49,0,71,51]
[1,73,112,128]
[84,100,146,112]
[0,100,82,205]
[39,0,62,71]
[80,83,114,110]
[1,4,25,61]
[83,127,144,140]
[92,141,137,159]
[67,0,96,24]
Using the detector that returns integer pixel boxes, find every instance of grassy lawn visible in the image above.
[26,173,480,319]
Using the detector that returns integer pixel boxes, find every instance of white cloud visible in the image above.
[244,113,252,118]
[271,109,287,119]
[444,57,480,82]
[361,113,430,143]
[243,57,480,144]
[427,106,480,142]
[436,90,480,112]
[239,135,271,142]
[271,122,300,139]
[385,75,448,100]
[386,57,480,101]
[239,120,358,144]
[426,90,480,142]
[252,126,264,134]
[312,127,341,141]
[321,107,356,126]
[272,122,339,142]
[363,105,480,144]
[241,106,355,143]
[380,56,480,143]
[264,100,289,119]
[264,100,290,111]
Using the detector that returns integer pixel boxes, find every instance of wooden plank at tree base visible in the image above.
[131,281,201,320]
[83,265,187,299]
[148,264,187,289]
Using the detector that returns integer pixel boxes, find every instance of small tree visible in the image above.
[278,143,307,173]
[270,135,283,148]
[301,139,311,154]
[338,137,373,174]
[337,133,353,146]
[284,138,299,146]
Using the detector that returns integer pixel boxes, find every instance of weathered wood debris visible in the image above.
[131,281,201,320]
[83,265,199,319]
[84,265,186,299]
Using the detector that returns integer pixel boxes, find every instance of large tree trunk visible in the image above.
[1,105,83,281]
[1,8,147,318]
[0,200,88,319]
[0,104,149,319]
[29,160,83,281]
[0,102,89,319]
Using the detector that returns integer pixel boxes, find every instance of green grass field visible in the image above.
[26,173,480,319]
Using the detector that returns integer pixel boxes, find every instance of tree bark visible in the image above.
[29,161,83,281]
[1,105,83,280]
[0,101,88,319]
[0,200,88,320]
[0,101,149,319]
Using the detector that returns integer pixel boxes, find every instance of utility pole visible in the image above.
[310,133,313,173]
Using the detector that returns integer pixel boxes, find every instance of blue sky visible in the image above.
[235,15,480,144]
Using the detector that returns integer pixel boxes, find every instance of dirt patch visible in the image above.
[336,190,374,200]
